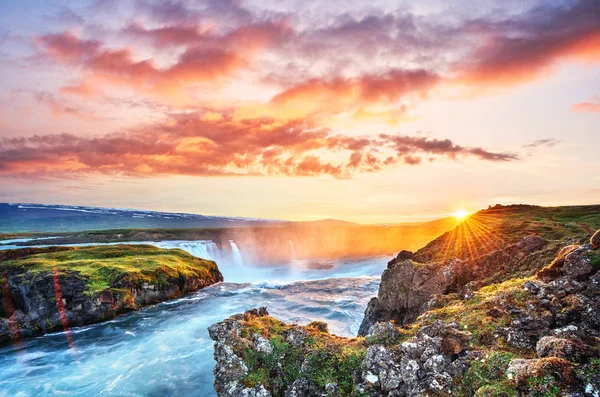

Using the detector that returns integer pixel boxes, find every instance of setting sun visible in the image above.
[453,209,469,220]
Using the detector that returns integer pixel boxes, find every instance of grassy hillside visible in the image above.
[414,204,600,264]
[210,205,600,396]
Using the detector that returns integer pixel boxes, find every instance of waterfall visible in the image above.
[229,240,245,268]
[288,240,296,261]
[155,240,221,263]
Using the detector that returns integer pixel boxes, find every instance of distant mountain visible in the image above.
[0,203,282,233]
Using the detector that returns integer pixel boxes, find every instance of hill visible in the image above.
[209,204,600,396]
[0,203,281,233]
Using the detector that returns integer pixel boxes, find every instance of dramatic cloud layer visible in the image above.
[1,0,598,180]
[0,112,516,178]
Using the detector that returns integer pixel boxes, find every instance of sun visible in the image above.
[453,209,469,220]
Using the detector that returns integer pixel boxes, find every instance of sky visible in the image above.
[0,0,598,223]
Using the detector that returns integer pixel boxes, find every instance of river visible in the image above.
[0,240,387,396]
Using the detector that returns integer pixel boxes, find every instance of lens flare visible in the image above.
[453,209,469,220]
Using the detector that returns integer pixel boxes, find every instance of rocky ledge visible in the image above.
[0,245,223,344]
[210,232,600,396]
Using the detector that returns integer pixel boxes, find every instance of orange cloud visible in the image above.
[454,0,600,88]
[59,82,104,99]
[33,92,98,120]
[268,70,438,118]
[36,28,284,97]
[572,96,600,113]
[0,112,517,178]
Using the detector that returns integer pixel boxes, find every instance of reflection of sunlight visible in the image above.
[53,263,79,360]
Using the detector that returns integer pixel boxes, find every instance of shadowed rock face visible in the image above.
[358,259,462,335]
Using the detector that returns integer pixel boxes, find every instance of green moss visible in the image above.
[587,251,600,269]
[457,351,517,396]
[0,245,220,295]
[526,375,562,397]
[239,315,367,396]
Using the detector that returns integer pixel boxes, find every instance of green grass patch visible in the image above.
[457,351,517,397]
[0,245,219,294]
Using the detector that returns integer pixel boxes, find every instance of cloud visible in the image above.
[380,134,519,163]
[0,113,517,178]
[35,29,285,96]
[522,139,561,149]
[269,69,439,118]
[572,96,600,113]
[32,91,98,120]
[124,21,290,49]
[60,82,104,99]
[455,0,600,87]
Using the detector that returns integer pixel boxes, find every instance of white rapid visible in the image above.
[0,239,389,397]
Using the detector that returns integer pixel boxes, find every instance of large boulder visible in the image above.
[537,243,594,282]
[365,322,401,346]
[535,336,591,363]
[358,259,461,335]
[506,357,576,388]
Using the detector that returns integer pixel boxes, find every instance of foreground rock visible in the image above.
[0,245,223,344]
[209,309,476,397]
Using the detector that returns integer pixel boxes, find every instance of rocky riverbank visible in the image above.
[209,207,600,396]
[0,245,223,345]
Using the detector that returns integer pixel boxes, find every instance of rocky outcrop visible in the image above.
[359,234,550,335]
[356,320,474,396]
[211,232,600,396]
[0,246,223,344]
[209,310,474,397]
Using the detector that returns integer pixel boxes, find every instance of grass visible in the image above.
[458,351,517,396]
[0,245,220,294]
[415,204,600,264]
[237,314,367,396]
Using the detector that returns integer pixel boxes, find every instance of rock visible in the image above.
[537,244,594,282]
[244,307,269,320]
[365,322,400,346]
[286,327,308,347]
[517,235,546,253]
[212,340,249,397]
[0,247,223,345]
[523,280,541,295]
[562,247,594,280]
[358,259,460,335]
[439,326,472,355]
[506,357,576,388]
[306,321,329,333]
[360,345,402,391]
[591,230,600,249]
[241,386,271,397]
[284,378,322,397]
[536,336,591,363]
[254,335,273,355]
[393,250,414,262]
